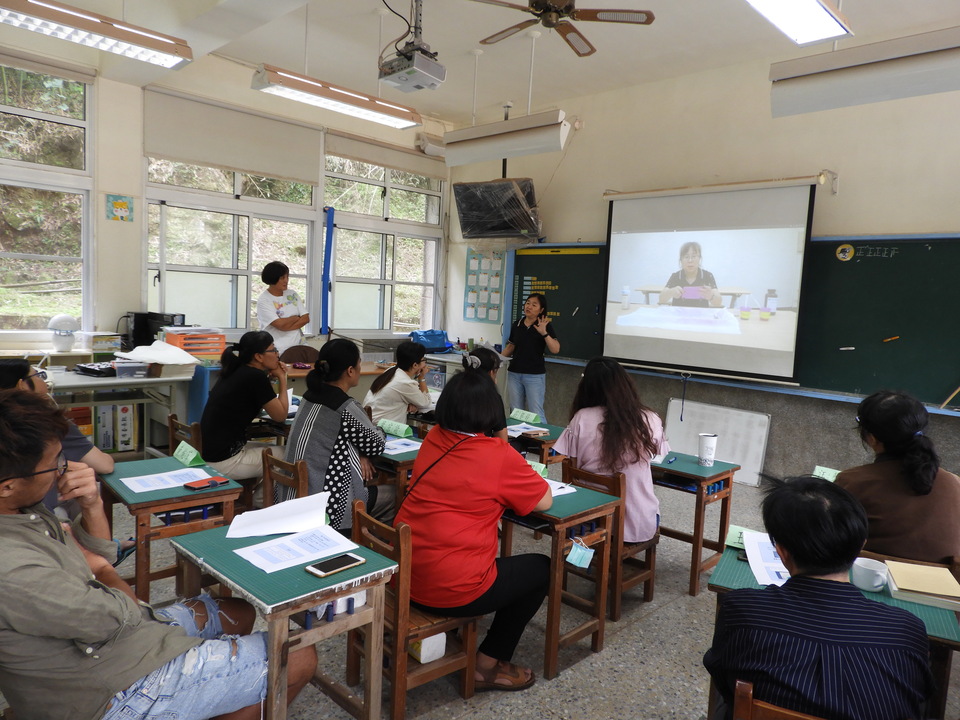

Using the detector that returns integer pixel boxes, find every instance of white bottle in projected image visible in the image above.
[621,285,630,309]
[764,288,778,315]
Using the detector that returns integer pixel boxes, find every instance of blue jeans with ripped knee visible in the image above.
[101,595,268,720]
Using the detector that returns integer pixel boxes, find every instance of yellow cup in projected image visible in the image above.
[760,308,772,321]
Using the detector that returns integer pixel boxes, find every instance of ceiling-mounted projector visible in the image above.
[380,46,446,92]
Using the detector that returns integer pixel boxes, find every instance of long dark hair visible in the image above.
[571,357,658,470]
[310,338,360,385]
[857,390,939,495]
[369,341,426,395]
[220,331,274,379]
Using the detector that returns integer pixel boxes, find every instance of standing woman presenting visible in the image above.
[502,293,560,422]
[256,261,309,355]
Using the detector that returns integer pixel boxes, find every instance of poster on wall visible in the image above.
[105,194,134,222]
[463,247,504,323]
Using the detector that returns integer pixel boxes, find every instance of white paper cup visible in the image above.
[850,557,888,592]
[698,433,718,467]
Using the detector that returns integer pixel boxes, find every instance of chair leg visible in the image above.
[609,552,624,622]
[389,637,410,720]
[345,627,362,686]
[459,620,478,699]
[643,546,657,603]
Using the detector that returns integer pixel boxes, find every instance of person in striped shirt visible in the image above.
[704,476,934,720]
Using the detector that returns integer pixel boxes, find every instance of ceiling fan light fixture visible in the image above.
[742,0,851,46]
[0,0,192,67]
[251,64,421,129]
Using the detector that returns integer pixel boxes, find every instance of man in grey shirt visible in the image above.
[0,389,316,720]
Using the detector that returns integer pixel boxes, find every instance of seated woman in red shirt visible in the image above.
[394,371,552,691]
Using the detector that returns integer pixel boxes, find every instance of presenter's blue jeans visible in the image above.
[507,371,547,423]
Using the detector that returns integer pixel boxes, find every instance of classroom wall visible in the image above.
[443,54,960,473]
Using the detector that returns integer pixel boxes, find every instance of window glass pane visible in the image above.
[0,184,81,256]
[147,158,233,193]
[163,207,237,268]
[250,218,309,276]
[240,175,313,205]
[0,112,84,169]
[238,216,248,270]
[147,203,160,263]
[165,271,243,328]
[335,229,386,279]
[391,170,440,192]
[0,258,81,329]
[325,156,384,181]
[390,188,440,224]
[394,237,436,283]
[0,65,84,120]
[333,282,390,330]
[394,283,434,332]
[325,177,384,216]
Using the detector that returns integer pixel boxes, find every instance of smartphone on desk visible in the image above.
[305,552,366,578]
[183,476,230,491]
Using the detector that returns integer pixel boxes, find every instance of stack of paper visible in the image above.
[886,561,960,611]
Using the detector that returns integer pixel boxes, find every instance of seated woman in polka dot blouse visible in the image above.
[279,338,386,531]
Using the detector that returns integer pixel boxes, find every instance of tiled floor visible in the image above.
[36,472,960,720]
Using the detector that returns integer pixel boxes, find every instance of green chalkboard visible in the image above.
[797,237,960,405]
[510,246,606,361]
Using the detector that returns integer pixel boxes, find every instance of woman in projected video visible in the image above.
[658,241,723,308]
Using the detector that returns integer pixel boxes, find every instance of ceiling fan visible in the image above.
[468,0,654,57]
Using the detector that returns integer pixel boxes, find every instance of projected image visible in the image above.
[603,185,813,380]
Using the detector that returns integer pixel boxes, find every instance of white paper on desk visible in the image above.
[234,525,358,573]
[743,530,791,587]
[506,423,548,438]
[226,492,330,538]
[383,438,421,455]
[652,453,667,464]
[546,479,576,497]
[121,468,211,493]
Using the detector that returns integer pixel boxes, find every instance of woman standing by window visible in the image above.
[502,293,559,422]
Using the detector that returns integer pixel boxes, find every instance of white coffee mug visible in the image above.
[850,557,888,592]
[698,433,718,467]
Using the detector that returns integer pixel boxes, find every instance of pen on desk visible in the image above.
[667,456,677,464]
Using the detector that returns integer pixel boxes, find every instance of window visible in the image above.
[146,158,313,329]
[0,64,89,330]
[324,155,442,332]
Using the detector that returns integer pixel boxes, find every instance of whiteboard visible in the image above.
[665,398,770,487]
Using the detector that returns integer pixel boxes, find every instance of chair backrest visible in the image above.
[561,458,625,499]
[168,413,202,456]
[279,345,320,364]
[733,680,828,720]
[261,448,309,508]
[364,405,374,422]
[352,500,411,612]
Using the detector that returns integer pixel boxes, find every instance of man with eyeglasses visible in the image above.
[0,389,316,720]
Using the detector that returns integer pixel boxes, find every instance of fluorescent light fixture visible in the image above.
[743,0,851,46]
[770,26,960,116]
[252,63,421,130]
[0,0,192,68]
[443,110,570,167]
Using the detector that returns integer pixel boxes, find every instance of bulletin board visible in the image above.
[463,247,505,324]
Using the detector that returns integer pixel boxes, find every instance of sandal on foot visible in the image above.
[113,537,136,567]
[475,661,536,692]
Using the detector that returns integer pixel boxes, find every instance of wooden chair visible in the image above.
[167,413,202,456]
[732,680,827,720]
[345,500,478,720]
[562,458,659,620]
[260,448,308,507]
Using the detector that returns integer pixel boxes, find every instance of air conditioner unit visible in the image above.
[443,110,570,167]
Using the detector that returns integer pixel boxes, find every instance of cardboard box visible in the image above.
[113,361,149,378]
[147,363,197,378]
[115,404,136,451]
[409,632,446,664]
[78,332,122,352]
[96,406,114,451]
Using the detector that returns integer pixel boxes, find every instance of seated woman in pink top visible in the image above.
[555,357,669,544]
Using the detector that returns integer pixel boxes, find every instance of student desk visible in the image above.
[501,485,621,680]
[633,285,753,309]
[173,527,397,720]
[373,436,421,506]
[707,547,960,720]
[100,456,243,602]
[513,422,567,465]
[652,453,740,596]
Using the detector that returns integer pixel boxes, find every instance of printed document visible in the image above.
[546,478,576,497]
[743,530,791,586]
[227,492,330,538]
[121,468,211,493]
[235,525,358,573]
[383,438,421,455]
[506,423,549,438]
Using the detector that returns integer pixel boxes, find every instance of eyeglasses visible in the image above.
[0,451,67,484]
[264,348,280,354]
[27,369,47,381]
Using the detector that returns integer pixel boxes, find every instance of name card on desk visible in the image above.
[378,419,412,437]
[173,441,205,467]
[509,408,540,423]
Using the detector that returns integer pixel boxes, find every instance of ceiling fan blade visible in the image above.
[554,21,596,57]
[480,18,540,45]
[570,8,655,25]
[467,0,533,12]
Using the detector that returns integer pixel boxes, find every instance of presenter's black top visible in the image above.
[665,268,718,307]
[507,318,557,374]
[201,364,276,461]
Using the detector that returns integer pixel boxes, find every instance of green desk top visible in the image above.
[102,456,243,506]
[652,452,741,481]
[710,547,960,644]
[379,434,422,464]
[172,525,397,614]
[513,422,565,443]
[539,484,618,521]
